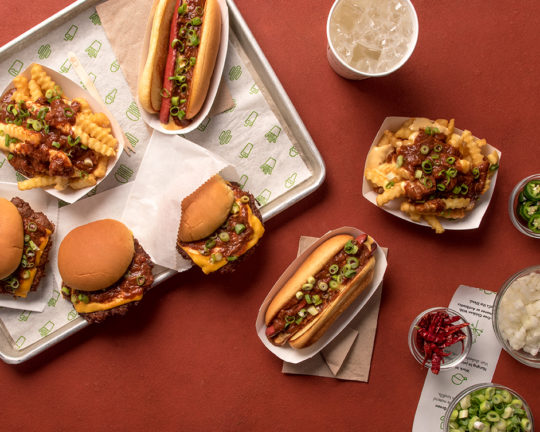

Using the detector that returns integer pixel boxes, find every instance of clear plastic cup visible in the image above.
[326,0,419,80]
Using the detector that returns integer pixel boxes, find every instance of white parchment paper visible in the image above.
[121,132,237,271]
[412,286,502,431]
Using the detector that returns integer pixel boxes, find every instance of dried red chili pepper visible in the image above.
[415,310,469,374]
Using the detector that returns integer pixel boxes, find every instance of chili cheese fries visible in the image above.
[365,118,499,233]
[0,64,118,192]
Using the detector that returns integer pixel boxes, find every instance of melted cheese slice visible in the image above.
[180,205,265,274]
[15,229,51,298]
[74,292,143,314]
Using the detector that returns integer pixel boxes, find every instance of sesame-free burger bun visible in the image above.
[58,219,135,292]
[178,175,234,243]
[0,198,24,279]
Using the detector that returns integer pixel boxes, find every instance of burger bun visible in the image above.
[178,175,234,242]
[0,198,24,279]
[58,219,135,292]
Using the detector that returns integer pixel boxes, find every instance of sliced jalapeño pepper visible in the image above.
[528,214,540,233]
[524,180,540,200]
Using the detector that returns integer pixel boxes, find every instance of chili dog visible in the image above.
[265,234,376,349]
[138,0,221,130]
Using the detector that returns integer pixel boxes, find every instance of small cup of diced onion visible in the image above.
[443,383,533,432]
[493,265,540,368]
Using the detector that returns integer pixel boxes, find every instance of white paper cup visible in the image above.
[326,0,419,80]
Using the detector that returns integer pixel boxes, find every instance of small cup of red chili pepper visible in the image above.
[509,173,540,239]
[408,307,472,374]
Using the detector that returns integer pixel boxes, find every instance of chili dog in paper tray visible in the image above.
[0,3,311,351]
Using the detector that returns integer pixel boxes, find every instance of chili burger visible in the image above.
[59,219,154,323]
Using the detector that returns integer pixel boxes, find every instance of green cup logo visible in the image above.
[86,187,97,197]
[110,60,120,72]
[16,172,26,182]
[239,174,248,189]
[47,290,60,307]
[64,24,78,41]
[88,72,97,84]
[470,320,483,343]
[125,132,139,147]
[67,310,78,321]
[265,126,281,143]
[126,102,141,121]
[219,130,232,145]
[0,159,5,169]
[229,65,242,81]
[115,164,134,183]
[285,172,297,188]
[39,320,55,337]
[15,336,26,349]
[260,157,276,175]
[89,11,101,25]
[256,189,271,206]
[8,60,23,77]
[197,117,211,131]
[244,111,258,127]
[239,142,253,158]
[249,83,259,95]
[60,58,72,73]
[451,373,468,386]
[225,99,237,113]
[289,146,299,157]
[38,44,52,59]
[85,40,102,58]
[105,88,118,104]
[18,310,31,322]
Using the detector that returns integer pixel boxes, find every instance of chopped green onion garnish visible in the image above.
[329,264,339,274]
[61,286,71,296]
[51,141,60,148]
[137,275,146,286]
[447,156,455,164]
[219,232,230,242]
[234,223,246,234]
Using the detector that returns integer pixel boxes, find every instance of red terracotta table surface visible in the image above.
[1,0,539,430]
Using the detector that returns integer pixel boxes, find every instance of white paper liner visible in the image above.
[0,64,124,203]
[256,226,388,364]
[362,116,502,230]
[121,131,237,271]
[137,0,229,134]
[0,183,59,312]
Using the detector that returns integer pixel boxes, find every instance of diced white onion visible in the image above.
[498,272,540,356]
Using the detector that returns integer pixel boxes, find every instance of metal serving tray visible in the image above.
[0,0,325,364]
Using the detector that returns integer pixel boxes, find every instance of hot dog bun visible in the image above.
[185,0,221,119]
[138,0,178,113]
[138,0,222,129]
[265,234,376,349]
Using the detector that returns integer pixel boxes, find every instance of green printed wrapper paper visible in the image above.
[412,285,502,431]
[0,183,59,312]
[0,3,312,351]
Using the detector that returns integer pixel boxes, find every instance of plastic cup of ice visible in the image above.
[326,0,419,80]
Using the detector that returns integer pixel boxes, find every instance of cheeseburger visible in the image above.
[59,219,154,323]
[177,175,265,274]
[0,197,54,297]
